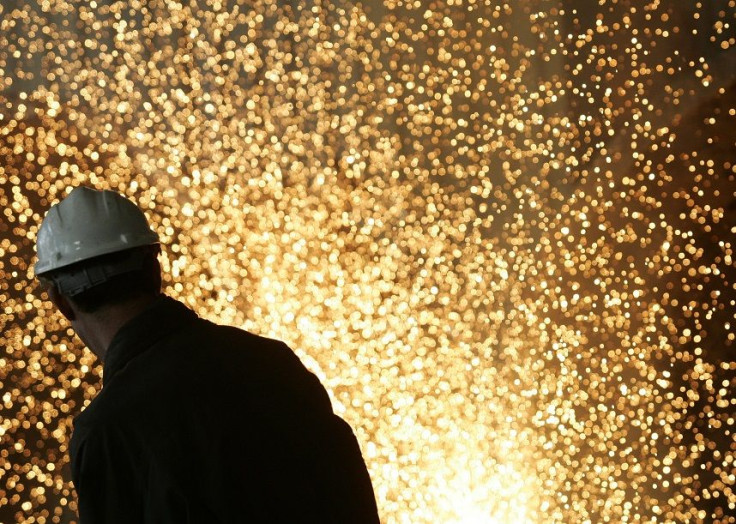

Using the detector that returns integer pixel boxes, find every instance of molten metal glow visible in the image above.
[1,1,735,522]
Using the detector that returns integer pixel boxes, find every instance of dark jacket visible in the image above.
[70,295,380,523]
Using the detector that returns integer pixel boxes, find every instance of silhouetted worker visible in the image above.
[35,186,380,523]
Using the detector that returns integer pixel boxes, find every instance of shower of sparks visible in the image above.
[1,0,736,523]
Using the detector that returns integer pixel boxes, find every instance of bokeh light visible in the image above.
[1,0,735,522]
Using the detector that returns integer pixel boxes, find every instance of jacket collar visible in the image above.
[102,295,198,385]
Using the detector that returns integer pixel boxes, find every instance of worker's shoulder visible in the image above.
[71,385,139,448]
[71,368,185,456]
[189,318,298,360]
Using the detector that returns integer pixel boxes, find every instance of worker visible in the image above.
[35,186,380,523]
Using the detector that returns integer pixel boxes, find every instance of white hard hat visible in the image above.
[35,186,160,278]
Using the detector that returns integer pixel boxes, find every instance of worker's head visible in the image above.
[35,187,162,317]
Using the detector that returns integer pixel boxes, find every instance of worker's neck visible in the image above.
[72,294,160,362]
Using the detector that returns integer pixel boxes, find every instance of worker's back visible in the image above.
[70,296,380,523]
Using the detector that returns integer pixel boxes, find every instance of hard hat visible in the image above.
[35,186,160,279]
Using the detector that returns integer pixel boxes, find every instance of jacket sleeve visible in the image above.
[71,423,144,524]
[323,415,382,524]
